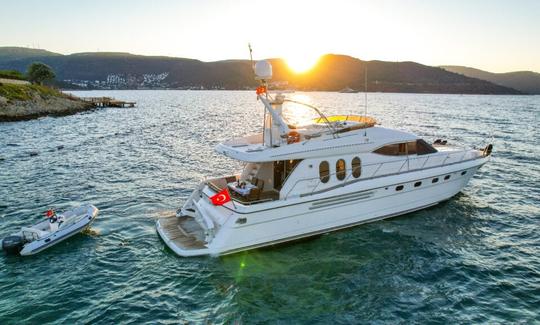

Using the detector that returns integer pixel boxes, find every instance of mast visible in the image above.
[252,58,289,147]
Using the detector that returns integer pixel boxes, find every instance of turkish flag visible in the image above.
[210,188,231,206]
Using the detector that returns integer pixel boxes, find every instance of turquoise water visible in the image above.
[0,91,538,324]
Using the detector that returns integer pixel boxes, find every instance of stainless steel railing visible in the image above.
[283,149,481,200]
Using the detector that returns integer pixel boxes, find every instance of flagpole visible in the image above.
[228,188,237,209]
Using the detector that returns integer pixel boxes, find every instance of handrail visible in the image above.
[283,150,476,200]
[283,99,338,138]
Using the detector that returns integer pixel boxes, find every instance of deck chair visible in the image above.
[251,177,259,187]
[256,179,265,191]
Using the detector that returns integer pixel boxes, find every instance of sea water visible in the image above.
[0,91,538,323]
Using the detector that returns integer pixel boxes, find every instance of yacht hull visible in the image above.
[157,158,486,257]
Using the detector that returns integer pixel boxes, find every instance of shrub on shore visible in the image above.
[0,83,65,102]
[0,70,26,80]
[27,62,55,85]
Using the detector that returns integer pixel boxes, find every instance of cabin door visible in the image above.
[273,161,285,191]
[273,160,302,191]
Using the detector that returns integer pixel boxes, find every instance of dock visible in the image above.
[81,97,136,108]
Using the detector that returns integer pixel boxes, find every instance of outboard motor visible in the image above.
[483,144,493,157]
[2,235,24,255]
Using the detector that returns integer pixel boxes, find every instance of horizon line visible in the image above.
[1,45,538,75]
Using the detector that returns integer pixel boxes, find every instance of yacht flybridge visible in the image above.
[156,60,493,257]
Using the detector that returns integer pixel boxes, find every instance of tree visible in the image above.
[27,62,55,85]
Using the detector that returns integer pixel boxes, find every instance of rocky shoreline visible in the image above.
[0,84,95,122]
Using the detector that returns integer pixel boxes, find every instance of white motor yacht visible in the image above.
[156,60,493,257]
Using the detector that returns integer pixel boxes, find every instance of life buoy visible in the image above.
[287,131,301,144]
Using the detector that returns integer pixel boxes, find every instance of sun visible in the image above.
[286,54,320,73]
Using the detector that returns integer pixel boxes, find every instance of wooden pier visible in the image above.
[81,97,136,108]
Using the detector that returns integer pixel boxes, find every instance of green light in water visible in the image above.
[240,262,246,268]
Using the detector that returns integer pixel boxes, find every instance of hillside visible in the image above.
[441,66,540,94]
[0,47,61,61]
[0,82,94,122]
[0,47,522,94]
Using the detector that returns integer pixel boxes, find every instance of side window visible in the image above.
[352,157,361,178]
[398,143,407,155]
[417,139,438,155]
[373,144,400,155]
[336,159,346,181]
[374,143,409,156]
[319,161,330,183]
[407,141,417,155]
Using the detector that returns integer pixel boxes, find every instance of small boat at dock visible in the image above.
[1,205,99,256]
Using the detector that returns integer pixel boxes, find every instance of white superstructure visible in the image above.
[156,61,493,257]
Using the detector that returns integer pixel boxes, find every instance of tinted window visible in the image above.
[417,139,438,155]
[336,159,346,181]
[374,144,400,156]
[396,185,404,191]
[319,161,330,183]
[414,181,422,187]
[461,171,467,175]
[373,143,409,156]
[352,157,361,178]
[444,175,451,180]
[407,141,417,155]
[398,143,407,154]
[432,178,439,183]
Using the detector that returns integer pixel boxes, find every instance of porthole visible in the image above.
[351,157,361,178]
[432,178,439,183]
[319,161,330,183]
[414,181,422,187]
[336,159,346,181]
[396,185,404,191]
[444,175,450,180]
[461,171,467,176]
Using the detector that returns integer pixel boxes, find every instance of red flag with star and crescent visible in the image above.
[210,188,231,206]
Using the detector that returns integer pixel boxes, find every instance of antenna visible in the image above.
[364,63,368,137]
[248,43,254,71]
[364,63,368,117]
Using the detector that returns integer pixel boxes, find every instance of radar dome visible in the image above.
[254,60,272,80]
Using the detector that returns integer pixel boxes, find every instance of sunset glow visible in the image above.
[286,54,320,73]
[0,0,538,72]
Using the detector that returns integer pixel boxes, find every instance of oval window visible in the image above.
[319,161,330,183]
[336,159,346,181]
[352,157,361,178]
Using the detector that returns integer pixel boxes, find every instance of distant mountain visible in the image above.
[0,47,522,94]
[441,65,540,94]
[0,47,61,61]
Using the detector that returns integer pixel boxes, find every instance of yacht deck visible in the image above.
[157,215,206,250]
[208,177,280,204]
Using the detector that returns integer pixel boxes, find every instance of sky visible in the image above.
[1,0,538,73]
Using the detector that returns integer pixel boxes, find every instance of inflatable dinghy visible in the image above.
[1,205,98,256]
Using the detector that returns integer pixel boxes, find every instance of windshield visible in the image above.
[281,100,325,127]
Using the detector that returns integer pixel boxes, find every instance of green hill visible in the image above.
[441,65,540,94]
[0,47,522,94]
[0,47,61,61]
